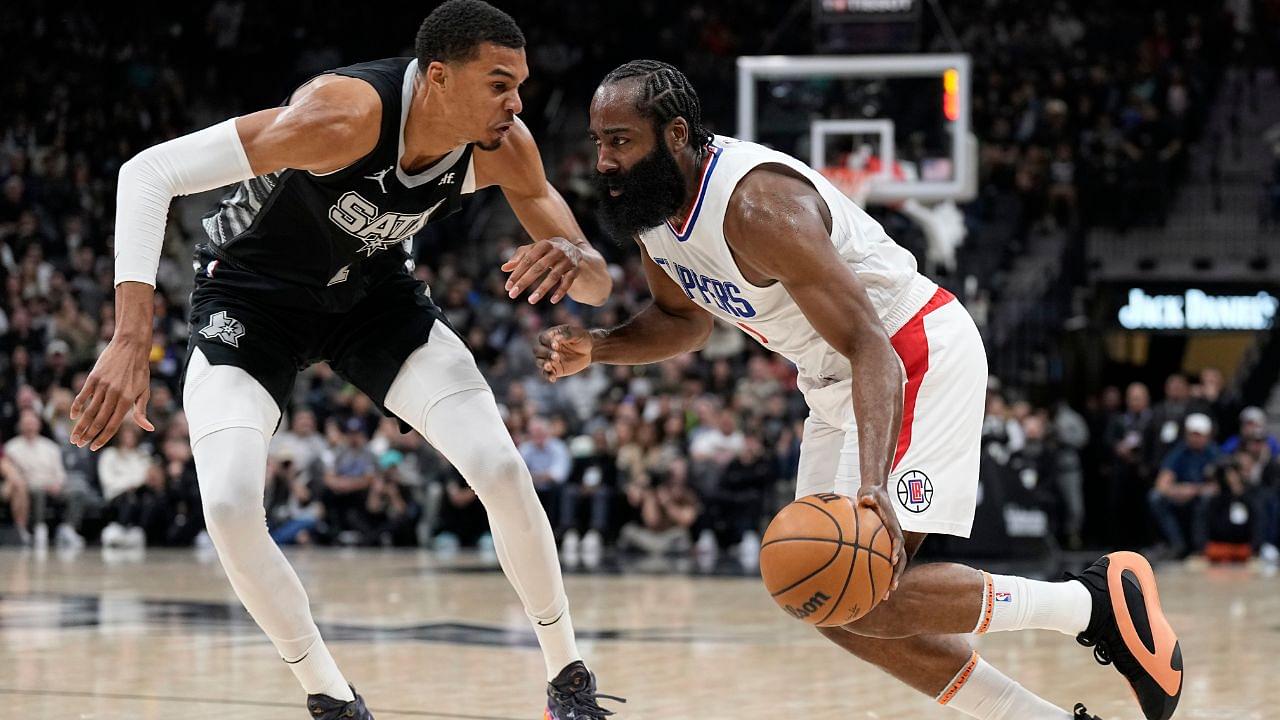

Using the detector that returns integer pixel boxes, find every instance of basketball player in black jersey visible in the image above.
[69,2,620,718]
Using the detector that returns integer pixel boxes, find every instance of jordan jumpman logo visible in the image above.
[364,165,393,194]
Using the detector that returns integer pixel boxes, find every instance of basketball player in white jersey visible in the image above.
[536,60,1183,720]
[67,3,621,718]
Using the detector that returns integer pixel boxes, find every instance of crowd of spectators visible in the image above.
[954,0,1235,236]
[0,2,1274,565]
[979,369,1280,561]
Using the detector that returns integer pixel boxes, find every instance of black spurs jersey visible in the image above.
[200,57,474,311]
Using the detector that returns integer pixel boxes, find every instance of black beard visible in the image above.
[594,143,688,242]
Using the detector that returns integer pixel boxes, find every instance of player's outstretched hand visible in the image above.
[69,338,155,451]
[857,484,906,601]
[502,238,582,304]
[534,325,592,383]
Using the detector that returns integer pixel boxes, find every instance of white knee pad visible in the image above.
[195,425,271,538]
[184,349,279,536]
[183,347,281,446]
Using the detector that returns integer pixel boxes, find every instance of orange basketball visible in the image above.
[759,493,894,627]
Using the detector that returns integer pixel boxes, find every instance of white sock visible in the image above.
[939,653,1071,719]
[280,634,355,702]
[528,599,583,681]
[975,572,1092,636]
[491,525,582,680]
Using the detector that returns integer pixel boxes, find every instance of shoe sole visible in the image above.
[1106,551,1182,720]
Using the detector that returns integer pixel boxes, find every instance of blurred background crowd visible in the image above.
[1,0,1277,566]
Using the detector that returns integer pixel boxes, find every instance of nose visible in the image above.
[596,148,618,175]
[507,90,523,116]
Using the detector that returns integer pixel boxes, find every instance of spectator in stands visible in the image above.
[1222,406,1280,455]
[689,408,746,474]
[433,468,491,551]
[705,434,772,558]
[321,417,377,545]
[1146,374,1206,469]
[99,423,153,548]
[268,457,323,547]
[3,409,84,548]
[270,409,328,485]
[1052,400,1089,547]
[1195,367,1239,437]
[618,459,700,556]
[1235,431,1280,562]
[1007,414,1066,533]
[154,436,203,546]
[0,433,30,544]
[364,470,421,547]
[519,416,572,527]
[558,429,616,562]
[1148,413,1221,557]
[982,391,1025,457]
[1203,459,1259,563]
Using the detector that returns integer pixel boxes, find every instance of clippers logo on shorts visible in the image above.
[199,311,245,348]
[328,192,446,257]
[895,470,933,513]
[651,256,757,319]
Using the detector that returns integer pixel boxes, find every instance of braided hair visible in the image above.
[601,60,713,151]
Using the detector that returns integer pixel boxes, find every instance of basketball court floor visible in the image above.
[0,547,1274,719]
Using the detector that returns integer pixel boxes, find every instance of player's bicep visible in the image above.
[726,173,882,358]
[234,77,380,176]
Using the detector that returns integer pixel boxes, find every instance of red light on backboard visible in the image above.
[943,68,959,121]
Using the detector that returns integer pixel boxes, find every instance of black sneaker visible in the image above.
[544,661,625,719]
[1067,552,1182,720]
[307,685,373,719]
[1074,704,1103,719]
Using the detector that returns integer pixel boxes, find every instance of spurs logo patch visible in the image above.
[200,310,245,348]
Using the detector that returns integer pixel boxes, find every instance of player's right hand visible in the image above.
[70,337,155,451]
[534,325,592,382]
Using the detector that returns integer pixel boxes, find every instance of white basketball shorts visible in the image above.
[794,288,987,537]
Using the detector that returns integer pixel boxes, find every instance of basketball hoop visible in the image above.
[819,166,876,207]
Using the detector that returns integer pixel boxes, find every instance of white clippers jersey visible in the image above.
[637,135,938,383]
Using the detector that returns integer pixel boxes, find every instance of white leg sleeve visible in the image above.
[384,324,581,680]
[184,349,352,700]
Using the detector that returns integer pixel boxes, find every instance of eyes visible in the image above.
[590,136,629,148]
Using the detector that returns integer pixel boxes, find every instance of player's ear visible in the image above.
[667,117,689,153]
[425,61,448,91]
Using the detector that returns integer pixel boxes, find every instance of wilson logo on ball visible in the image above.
[783,591,831,620]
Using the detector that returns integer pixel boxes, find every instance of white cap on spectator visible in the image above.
[1240,406,1267,425]
[46,339,70,357]
[1184,413,1212,435]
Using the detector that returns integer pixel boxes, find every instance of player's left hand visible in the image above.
[857,484,905,601]
[69,337,155,451]
[502,238,583,304]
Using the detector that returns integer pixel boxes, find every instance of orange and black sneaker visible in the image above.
[544,661,624,720]
[1068,552,1183,720]
[307,685,373,719]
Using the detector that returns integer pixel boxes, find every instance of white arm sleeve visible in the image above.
[113,118,256,287]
